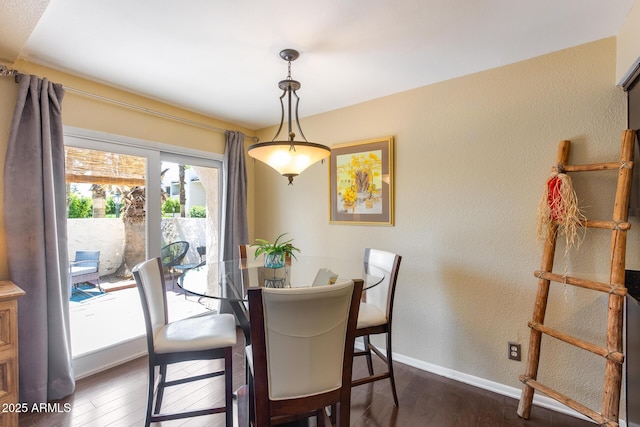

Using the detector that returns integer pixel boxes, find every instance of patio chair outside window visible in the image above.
[70,250,101,291]
[161,241,189,288]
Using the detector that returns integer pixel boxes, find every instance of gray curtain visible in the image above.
[222,131,248,261]
[4,74,75,403]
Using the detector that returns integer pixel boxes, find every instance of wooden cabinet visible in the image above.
[0,281,24,427]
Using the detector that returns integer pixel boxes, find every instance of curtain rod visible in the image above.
[0,64,18,77]
[0,64,258,141]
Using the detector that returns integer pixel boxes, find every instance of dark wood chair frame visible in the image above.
[133,257,234,427]
[247,279,364,426]
[352,248,402,406]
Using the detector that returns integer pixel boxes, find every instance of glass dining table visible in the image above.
[178,255,386,343]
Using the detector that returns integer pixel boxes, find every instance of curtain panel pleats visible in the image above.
[4,74,75,404]
[222,131,248,261]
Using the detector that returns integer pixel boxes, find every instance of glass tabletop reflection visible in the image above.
[178,255,386,302]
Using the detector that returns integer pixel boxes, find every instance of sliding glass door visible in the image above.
[64,129,222,377]
[65,145,150,357]
[158,155,221,315]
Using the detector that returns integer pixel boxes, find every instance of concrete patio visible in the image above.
[69,275,214,357]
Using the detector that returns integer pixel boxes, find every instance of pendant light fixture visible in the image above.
[248,49,330,184]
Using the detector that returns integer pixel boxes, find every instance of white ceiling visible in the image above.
[2,0,636,130]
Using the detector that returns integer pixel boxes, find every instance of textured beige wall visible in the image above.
[254,37,637,412]
[0,61,256,278]
[616,0,640,83]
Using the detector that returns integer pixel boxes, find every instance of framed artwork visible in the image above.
[329,136,394,225]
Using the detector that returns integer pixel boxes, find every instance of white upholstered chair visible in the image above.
[132,257,237,427]
[352,248,402,406]
[247,279,363,426]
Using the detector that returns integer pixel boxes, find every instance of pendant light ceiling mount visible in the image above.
[248,48,330,185]
[279,48,299,62]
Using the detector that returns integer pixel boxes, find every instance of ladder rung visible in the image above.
[549,219,631,230]
[581,219,631,231]
[519,376,617,427]
[533,271,627,296]
[528,322,624,364]
[562,160,633,172]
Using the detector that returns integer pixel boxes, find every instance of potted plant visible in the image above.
[251,233,301,269]
[342,186,357,212]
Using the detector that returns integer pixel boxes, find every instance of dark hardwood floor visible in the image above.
[19,328,594,426]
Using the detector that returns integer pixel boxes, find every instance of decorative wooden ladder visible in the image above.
[517,130,637,427]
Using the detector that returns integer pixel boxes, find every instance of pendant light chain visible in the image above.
[285,56,297,150]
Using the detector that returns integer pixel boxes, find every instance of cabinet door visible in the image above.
[0,299,19,427]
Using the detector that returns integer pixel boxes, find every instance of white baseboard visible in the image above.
[356,342,627,426]
[73,336,147,380]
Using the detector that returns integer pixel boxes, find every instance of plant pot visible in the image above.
[343,201,355,212]
[264,252,285,269]
[264,278,286,288]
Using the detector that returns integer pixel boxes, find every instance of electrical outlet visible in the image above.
[508,342,521,361]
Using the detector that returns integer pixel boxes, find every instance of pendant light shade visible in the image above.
[248,49,330,184]
[247,141,330,177]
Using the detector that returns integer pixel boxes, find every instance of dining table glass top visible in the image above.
[178,255,386,302]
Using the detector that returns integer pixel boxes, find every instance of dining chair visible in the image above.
[352,248,402,406]
[246,279,364,426]
[132,257,237,427]
[239,244,263,288]
[239,244,261,262]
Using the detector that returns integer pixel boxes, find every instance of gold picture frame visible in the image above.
[329,136,394,225]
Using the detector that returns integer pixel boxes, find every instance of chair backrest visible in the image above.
[364,248,402,320]
[248,280,363,401]
[161,241,189,268]
[132,258,168,347]
[239,244,262,262]
[74,250,100,269]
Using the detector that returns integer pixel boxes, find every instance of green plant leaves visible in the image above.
[250,233,300,259]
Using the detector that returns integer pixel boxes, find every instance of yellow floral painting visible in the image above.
[329,136,394,225]
[336,150,383,214]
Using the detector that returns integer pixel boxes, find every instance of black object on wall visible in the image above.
[621,56,640,217]
[626,270,640,427]
[622,57,640,427]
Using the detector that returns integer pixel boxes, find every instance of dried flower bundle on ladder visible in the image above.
[536,166,585,253]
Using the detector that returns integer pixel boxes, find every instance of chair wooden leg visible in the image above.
[338,400,350,426]
[225,348,233,427]
[331,404,340,427]
[363,335,374,376]
[154,364,167,414]
[145,363,155,427]
[248,367,256,426]
[316,407,335,427]
[386,331,398,407]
